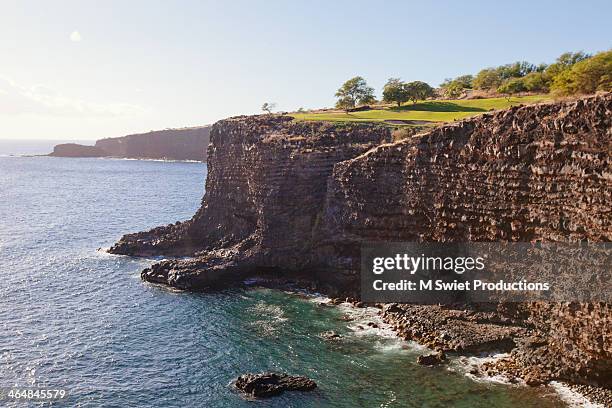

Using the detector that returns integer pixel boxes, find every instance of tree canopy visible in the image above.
[335,76,376,110]
[405,81,434,103]
[550,50,612,95]
[448,50,608,97]
[382,78,410,107]
[382,79,435,106]
[440,75,473,98]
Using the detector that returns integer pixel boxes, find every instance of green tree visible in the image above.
[473,68,503,90]
[335,76,376,110]
[382,78,409,107]
[545,51,591,78]
[551,50,612,95]
[498,61,537,80]
[497,78,527,100]
[445,82,464,98]
[405,81,434,103]
[522,71,549,92]
[440,75,473,98]
[454,75,474,88]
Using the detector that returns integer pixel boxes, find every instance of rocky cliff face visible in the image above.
[109,94,611,388]
[109,116,392,287]
[318,94,611,387]
[317,94,610,289]
[48,126,211,161]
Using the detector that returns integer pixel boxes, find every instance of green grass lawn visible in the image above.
[291,95,552,124]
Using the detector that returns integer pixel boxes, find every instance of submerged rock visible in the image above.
[234,372,317,398]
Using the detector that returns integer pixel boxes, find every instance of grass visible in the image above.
[291,95,552,124]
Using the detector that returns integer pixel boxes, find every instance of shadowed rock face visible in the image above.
[109,94,612,388]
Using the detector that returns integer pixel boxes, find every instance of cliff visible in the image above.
[109,94,612,388]
[95,126,211,161]
[109,116,393,286]
[48,126,211,161]
[320,94,611,387]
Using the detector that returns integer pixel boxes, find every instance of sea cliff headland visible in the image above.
[109,94,612,396]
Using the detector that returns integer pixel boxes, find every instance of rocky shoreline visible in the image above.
[195,275,612,405]
[325,294,611,407]
[266,284,611,406]
[109,94,612,400]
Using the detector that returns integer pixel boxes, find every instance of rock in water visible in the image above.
[234,372,317,398]
[417,351,447,366]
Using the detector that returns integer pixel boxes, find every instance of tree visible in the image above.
[440,75,473,98]
[443,81,465,98]
[405,81,434,103]
[545,51,591,78]
[261,102,276,114]
[454,75,474,88]
[474,61,538,91]
[498,61,537,80]
[382,78,409,107]
[335,76,375,111]
[335,97,354,112]
[522,71,549,92]
[473,68,503,90]
[497,78,527,100]
[550,50,611,96]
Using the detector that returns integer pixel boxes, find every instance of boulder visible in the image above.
[417,351,447,366]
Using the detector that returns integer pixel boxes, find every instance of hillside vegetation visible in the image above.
[291,95,551,124]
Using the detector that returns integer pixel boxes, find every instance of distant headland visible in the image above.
[48,126,211,162]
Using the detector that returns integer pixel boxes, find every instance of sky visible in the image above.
[1,0,610,140]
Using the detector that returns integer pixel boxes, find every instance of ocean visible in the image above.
[0,142,581,407]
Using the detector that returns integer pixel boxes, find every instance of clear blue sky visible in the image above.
[1,0,610,140]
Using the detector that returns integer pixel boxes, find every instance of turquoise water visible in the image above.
[0,153,570,407]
